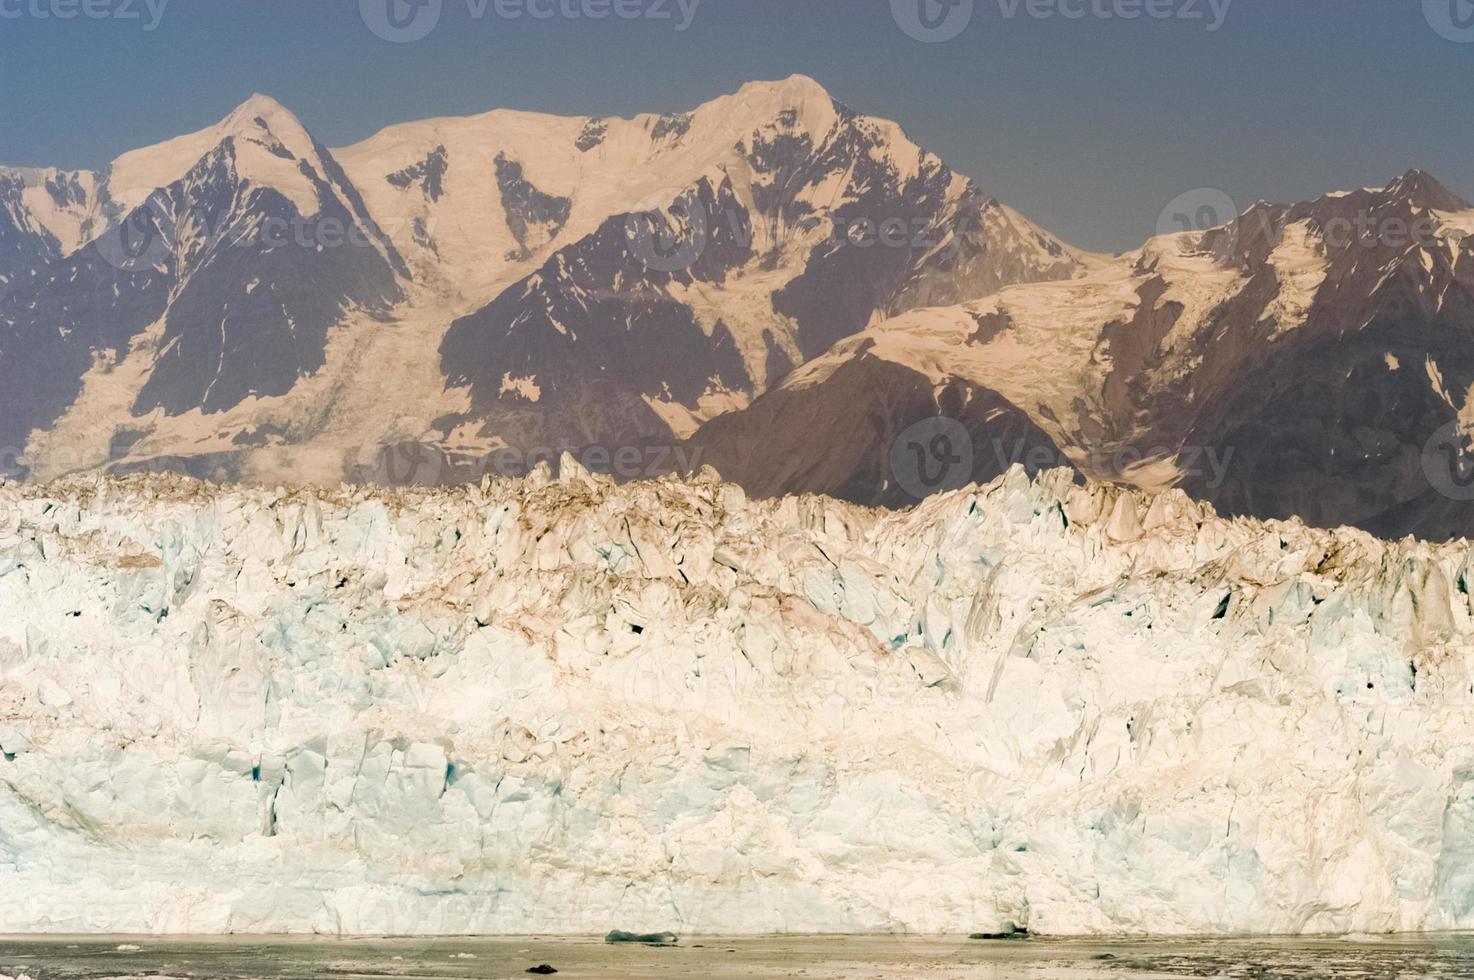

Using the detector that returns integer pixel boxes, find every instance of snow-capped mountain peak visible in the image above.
[715,73,841,137]
[10,80,1082,494]
[1382,168,1471,213]
[219,92,300,134]
[0,100,327,268]
[101,93,324,220]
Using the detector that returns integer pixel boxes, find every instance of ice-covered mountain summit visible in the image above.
[350,73,1086,465]
[0,92,405,471]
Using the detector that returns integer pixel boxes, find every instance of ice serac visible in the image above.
[3,468,1474,936]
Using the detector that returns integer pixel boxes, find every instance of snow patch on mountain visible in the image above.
[104,94,319,218]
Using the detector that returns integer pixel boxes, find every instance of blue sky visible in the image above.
[2,0,1473,251]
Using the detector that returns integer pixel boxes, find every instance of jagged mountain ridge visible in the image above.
[688,171,1474,539]
[6,83,1472,542]
[360,74,1087,463]
[0,77,1088,485]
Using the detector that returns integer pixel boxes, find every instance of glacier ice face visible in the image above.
[2,465,1474,936]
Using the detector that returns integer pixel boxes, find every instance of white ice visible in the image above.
[2,465,1473,936]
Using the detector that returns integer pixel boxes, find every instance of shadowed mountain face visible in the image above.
[0,169,111,447]
[133,137,406,418]
[687,347,1078,508]
[0,168,103,284]
[0,218,170,462]
[0,174,60,282]
[440,175,753,445]
[1161,173,1474,536]
[1133,174,1474,536]
[436,184,756,472]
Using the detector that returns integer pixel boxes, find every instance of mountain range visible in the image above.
[2,76,1471,539]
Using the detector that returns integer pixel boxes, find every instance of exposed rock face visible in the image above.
[3,468,1474,935]
[1169,175,1474,535]
[130,133,406,418]
[438,176,754,455]
[688,346,1076,507]
[0,166,102,283]
[493,152,571,261]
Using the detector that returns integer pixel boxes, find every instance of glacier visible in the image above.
[2,462,1474,936]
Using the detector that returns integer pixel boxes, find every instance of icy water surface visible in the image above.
[2,934,1472,979]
